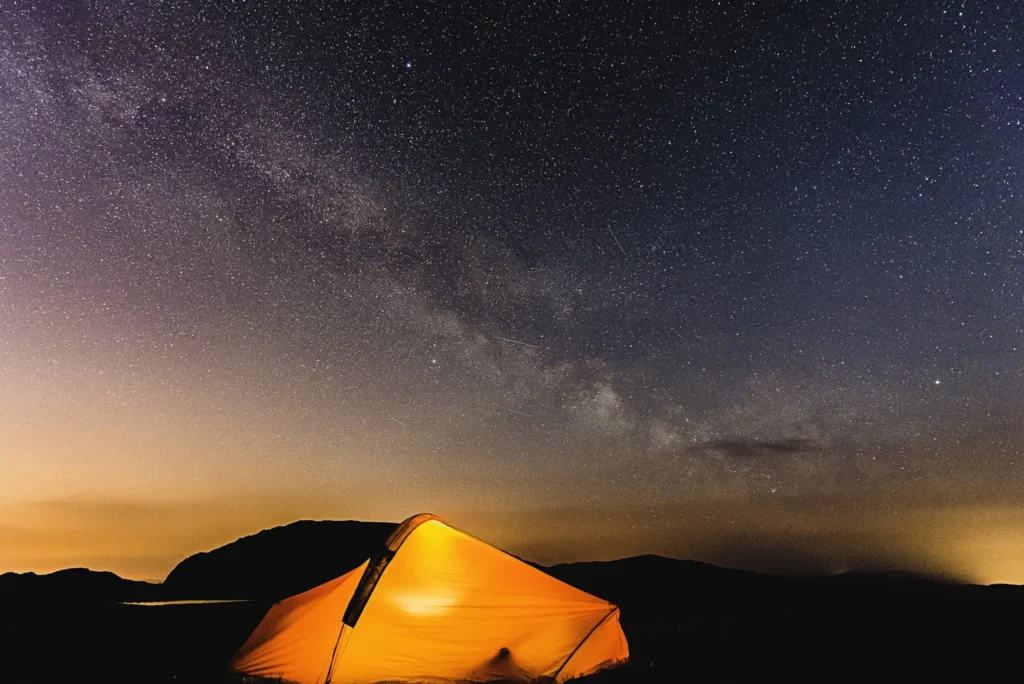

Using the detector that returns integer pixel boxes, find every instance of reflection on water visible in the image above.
[120,599,252,606]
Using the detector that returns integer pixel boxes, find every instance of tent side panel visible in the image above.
[230,560,368,684]
[331,520,622,684]
[554,608,629,682]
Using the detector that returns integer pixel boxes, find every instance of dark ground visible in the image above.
[6,555,1023,683]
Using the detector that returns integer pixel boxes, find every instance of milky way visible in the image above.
[1,1,1022,582]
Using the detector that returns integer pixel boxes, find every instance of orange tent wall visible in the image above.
[230,561,368,683]
[329,520,627,683]
[230,517,628,683]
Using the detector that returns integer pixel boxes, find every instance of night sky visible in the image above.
[2,1,1022,583]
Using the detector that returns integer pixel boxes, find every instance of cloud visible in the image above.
[689,437,823,459]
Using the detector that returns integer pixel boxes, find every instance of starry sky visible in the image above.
[2,1,1023,584]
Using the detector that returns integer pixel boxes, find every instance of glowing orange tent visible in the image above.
[230,514,628,683]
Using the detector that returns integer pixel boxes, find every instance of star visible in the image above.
[1,0,1021,584]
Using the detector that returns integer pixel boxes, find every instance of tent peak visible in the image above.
[386,513,447,551]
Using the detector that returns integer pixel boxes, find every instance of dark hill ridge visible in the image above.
[4,523,1024,683]
[2,520,1024,679]
[164,520,1024,612]
[547,554,797,626]
[5,520,1024,607]
[163,519,396,600]
[0,568,162,603]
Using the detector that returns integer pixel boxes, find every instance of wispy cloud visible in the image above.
[690,438,823,459]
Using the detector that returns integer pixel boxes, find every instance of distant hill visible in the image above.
[0,568,162,604]
[819,569,965,586]
[5,520,1024,609]
[547,553,1024,629]
[545,554,785,624]
[5,522,1024,683]
[163,519,396,600]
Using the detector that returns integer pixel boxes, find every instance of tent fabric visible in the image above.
[231,561,369,684]
[230,515,628,683]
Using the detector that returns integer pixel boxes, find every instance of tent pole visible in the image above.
[548,607,620,682]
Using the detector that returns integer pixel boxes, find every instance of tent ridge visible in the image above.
[325,514,446,684]
[344,514,446,629]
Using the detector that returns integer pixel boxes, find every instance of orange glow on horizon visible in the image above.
[1,493,1023,586]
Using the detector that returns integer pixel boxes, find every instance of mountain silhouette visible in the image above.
[0,568,162,604]
[5,522,1023,606]
[163,519,396,600]
[4,520,1024,683]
